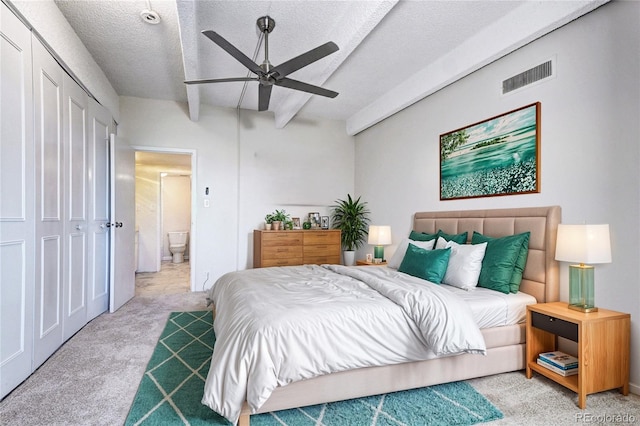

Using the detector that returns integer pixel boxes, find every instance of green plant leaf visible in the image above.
[330,194,370,251]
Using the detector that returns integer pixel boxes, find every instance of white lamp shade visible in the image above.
[368,225,392,245]
[555,224,612,264]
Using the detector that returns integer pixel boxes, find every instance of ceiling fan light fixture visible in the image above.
[140,9,161,25]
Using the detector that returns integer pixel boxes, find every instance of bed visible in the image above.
[204,206,561,425]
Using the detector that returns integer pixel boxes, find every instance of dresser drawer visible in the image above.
[304,254,341,265]
[261,257,303,267]
[531,311,578,342]
[304,244,340,257]
[304,231,340,245]
[261,232,303,247]
[263,246,303,259]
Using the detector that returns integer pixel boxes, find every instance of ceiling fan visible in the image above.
[184,16,339,111]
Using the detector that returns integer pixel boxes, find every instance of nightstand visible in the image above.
[525,302,630,409]
[356,259,387,266]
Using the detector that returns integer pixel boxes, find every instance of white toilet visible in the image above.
[168,231,189,263]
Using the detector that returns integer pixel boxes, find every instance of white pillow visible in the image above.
[387,238,435,269]
[440,240,488,290]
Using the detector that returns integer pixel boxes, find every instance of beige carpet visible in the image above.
[1,278,638,425]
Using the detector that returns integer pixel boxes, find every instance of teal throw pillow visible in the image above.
[472,231,530,294]
[398,244,451,284]
[409,230,438,242]
[437,230,468,244]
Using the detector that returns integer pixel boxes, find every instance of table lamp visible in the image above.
[555,224,611,312]
[368,225,392,261]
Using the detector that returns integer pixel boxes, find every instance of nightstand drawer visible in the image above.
[531,312,578,342]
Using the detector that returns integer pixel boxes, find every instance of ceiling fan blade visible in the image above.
[275,77,338,98]
[184,77,258,85]
[202,30,263,75]
[270,42,339,79]
[258,84,273,111]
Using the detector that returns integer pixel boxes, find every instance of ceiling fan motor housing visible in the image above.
[257,16,275,34]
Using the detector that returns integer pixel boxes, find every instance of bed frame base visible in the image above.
[239,344,525,425]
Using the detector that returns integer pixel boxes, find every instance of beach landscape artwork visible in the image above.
[440,102,540,200]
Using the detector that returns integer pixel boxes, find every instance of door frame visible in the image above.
[132,146,197,291]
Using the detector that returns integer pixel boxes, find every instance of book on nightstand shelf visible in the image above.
[537,358,578,376]
[538,351,579,369]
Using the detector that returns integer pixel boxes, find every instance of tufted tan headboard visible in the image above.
[413,206,561,303]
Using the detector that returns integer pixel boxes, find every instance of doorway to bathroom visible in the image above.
[133,149,195,296]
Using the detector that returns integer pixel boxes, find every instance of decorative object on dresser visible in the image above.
[554,224,611,312]
[291,217,301,229]
[526,302,630,409]
[267,209,290,231]
[330,194,370,266]
[368,225,392,262]
[308,212,321,229]
[320,216,329,229]
[440,102,540,200]
[253,229,341,268]
[264,213,274,230]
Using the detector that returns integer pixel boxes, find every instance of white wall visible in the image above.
[119,97,354,288]
[161,175,191,260]
[354,1,640,392]
[135,166,160,272]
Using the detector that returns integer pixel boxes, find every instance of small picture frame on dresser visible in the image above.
[309,212,320,228]
[292,217,301,229]
[321,216,329,229]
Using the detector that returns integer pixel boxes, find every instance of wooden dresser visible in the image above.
[253,229,341,268]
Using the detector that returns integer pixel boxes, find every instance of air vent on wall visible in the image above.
[502,59,554,94]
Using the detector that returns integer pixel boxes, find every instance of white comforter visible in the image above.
[202,264,486,424]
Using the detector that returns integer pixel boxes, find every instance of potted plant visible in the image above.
[264,213,275,230]
[331,194,370,265]
[270,209,290,231]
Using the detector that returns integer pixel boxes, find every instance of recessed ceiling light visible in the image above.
[140,9,161,25]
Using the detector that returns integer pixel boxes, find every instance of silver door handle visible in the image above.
[75,224,83,230]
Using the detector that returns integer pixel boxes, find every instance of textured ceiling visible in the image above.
[54,0,607,134]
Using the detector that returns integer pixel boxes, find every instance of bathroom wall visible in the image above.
[161,175,192,260]
[135,160,192,272]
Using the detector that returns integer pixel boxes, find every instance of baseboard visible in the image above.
[162,256,189,262]
[630,382,639,396]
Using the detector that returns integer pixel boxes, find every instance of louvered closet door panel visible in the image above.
[62,73,88,340]
[33,36,65,368]
[0,3,35,399]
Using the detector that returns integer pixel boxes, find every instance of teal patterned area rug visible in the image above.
[125,311,503,426]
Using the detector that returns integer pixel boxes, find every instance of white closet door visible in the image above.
[32,36,65,368]
[0,2,35,399]
[62,74,88,340]
[109,134,136,313]
[86,99,111,321]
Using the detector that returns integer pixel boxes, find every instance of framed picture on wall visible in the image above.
[439,102,541,200]
[321,216,329,229]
